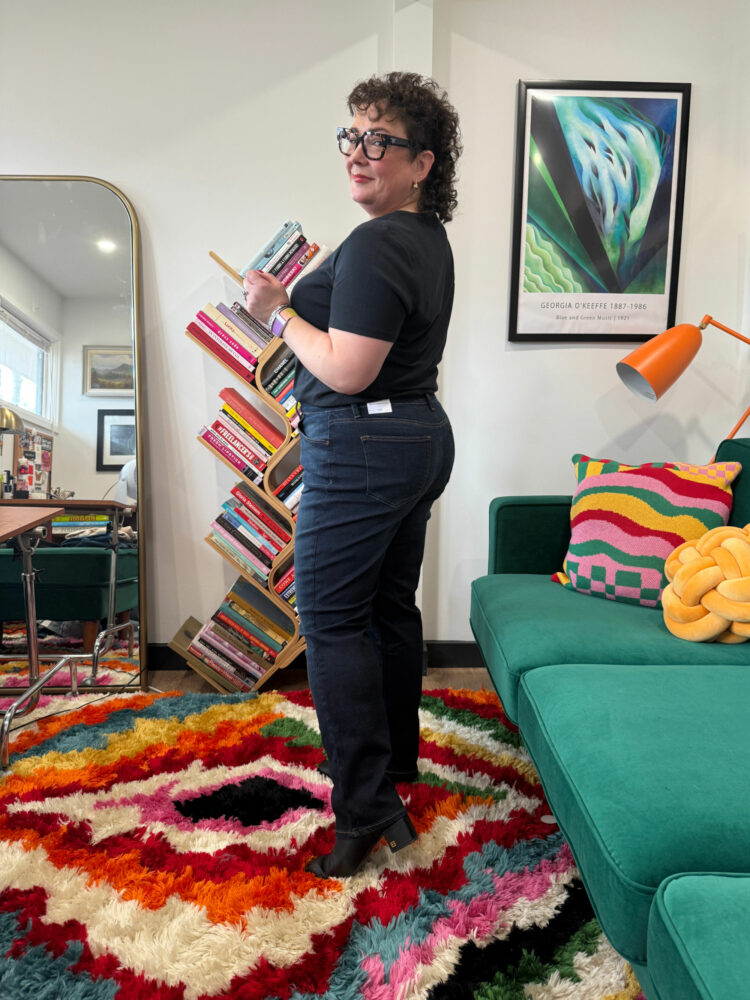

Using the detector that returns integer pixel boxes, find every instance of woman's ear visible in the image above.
[414,148,435,184]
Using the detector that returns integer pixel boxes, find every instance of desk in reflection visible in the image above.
[0,499,137,654]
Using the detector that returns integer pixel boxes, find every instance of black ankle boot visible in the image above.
[306,813,417,878]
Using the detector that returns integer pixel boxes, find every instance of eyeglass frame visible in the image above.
[336,126,423,161]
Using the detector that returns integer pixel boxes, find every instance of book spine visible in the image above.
[279,242,319,286]
[225,594,291,645]
[216,608,280,658]
[202,303,265,355]
[211,522,270,576]
[221,504,278,558]
[270,369,295,397]
[194,312,258,367]
[286,244,331,292]
[230,484,291,542]
[208,531,268,585]
[220,403,277,456]
[219,388,285,449]
[262,360,295,394]
[210,619,274,665]
[202,626,265,678]
[273,464,304,497]
[268,233,307,275]
[211,418,267,470]
[225,499,285,550]
[241,220,300,274]
[275,564,294,589]
[190,630,254,690]
[188,324,255,384]
[275,241,309,283]
[215,513,274,567]
[199,427,263,483]
[215,302,268,351]
[230,302,273,346]
[282,482,303,511]
[219,408,274,461]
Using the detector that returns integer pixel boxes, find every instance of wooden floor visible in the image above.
[149,665,492,695]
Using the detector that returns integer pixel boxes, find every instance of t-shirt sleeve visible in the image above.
[327,221,415,342]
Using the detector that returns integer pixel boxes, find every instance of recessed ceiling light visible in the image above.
[97,239,116,253]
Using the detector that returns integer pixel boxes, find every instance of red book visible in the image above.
[187,324,255,384]
[273,464,304,496]
[229,484,292,543]
[274,566,295,592]
[211,418,267,470]
[219,387,285,449]
[215,610,278,660]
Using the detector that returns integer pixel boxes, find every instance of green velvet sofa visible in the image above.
[0,545,138,652]
[470,437,750,1000]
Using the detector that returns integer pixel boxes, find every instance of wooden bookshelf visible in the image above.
[171,257,306,692]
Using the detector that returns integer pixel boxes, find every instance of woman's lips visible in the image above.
[351,174,370,184]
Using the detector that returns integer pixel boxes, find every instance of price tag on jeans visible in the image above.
[367,400,392,415]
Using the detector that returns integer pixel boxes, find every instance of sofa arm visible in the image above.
[488,496,572,575]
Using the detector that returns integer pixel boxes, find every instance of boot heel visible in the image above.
[382,814,417,853]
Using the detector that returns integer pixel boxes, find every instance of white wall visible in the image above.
[56,297,130,499]
[2,0,747,645]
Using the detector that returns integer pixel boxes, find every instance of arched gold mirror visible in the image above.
[0,176,146,691]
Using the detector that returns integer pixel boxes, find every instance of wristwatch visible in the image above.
[268,305,298,338]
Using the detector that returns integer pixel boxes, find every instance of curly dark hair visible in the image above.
[346,71,462,223]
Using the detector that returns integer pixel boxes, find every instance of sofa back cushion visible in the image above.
[552,454,741,606]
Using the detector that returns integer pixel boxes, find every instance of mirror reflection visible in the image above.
[0,177,144,688]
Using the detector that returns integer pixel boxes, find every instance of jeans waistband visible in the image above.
[299,393,437,419]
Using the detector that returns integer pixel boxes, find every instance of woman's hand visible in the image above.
[242,270,289,326]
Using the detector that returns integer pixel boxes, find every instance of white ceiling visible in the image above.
[0,178,133,299]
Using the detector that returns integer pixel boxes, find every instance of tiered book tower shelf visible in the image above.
[169,252,305,692]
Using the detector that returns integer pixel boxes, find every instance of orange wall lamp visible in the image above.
[617,315,750,441]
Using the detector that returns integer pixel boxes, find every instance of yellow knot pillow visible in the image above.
[662,523,750,643]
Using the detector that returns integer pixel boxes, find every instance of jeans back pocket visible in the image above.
[361,435,432,508]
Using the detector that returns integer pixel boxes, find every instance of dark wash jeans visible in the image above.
[295,394,455,836]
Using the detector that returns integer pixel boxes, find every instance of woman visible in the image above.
[243,71,461,878]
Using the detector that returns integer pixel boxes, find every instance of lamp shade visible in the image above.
[616,323,703,401]
[0,405,25,435]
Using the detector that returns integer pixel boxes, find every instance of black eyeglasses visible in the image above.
[336,127,422,160]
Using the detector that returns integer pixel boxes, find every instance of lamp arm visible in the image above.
[701,314,750,347]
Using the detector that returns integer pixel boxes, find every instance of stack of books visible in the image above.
[198,386,286,486]
[186,301,275,386]
[50,513,110,536]
[188,577,294,689]
[261,345,299,430]
[274,563,295,608]
[272,463,303,518]
[208,479,292,586]
[241,219,330,291]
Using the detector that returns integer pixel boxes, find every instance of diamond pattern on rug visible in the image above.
[0,688,644,999]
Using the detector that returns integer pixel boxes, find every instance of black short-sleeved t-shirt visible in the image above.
[290,210,454,407]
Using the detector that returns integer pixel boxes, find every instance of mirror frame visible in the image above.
[0,175,148,692]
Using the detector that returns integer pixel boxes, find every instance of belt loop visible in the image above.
[426,393,436,410]
[351,402,360,418]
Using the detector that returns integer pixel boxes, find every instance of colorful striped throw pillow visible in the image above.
[552,454,742,606]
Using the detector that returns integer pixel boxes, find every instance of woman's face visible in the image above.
[344,105,434,219]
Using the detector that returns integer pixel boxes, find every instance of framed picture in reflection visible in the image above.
[83,345,134,396]
[96,409,136,472]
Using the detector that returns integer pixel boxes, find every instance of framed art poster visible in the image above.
[96,409,136,471]
[83,345,134,396]
[508,80,691,342]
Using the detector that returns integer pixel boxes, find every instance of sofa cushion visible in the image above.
[517,662,750,967]
[553,454,740,607]
[470,573,749,722]
[649,873,750,1000]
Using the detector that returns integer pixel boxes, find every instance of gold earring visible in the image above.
[412,181,419,190]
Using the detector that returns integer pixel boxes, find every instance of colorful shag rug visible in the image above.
[0,687,644,999]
